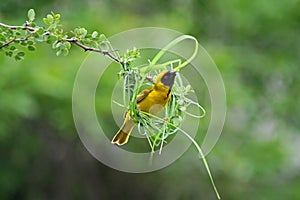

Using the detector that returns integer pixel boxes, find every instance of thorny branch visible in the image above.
[64,38,121,63]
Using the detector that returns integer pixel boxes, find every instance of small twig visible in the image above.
[64,38,121,64]
[0,22,122,64]
[1,38,17,48]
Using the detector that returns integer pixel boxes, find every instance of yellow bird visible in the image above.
[112,70,177,145]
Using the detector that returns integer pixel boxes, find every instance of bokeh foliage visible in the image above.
[1,0,300,199]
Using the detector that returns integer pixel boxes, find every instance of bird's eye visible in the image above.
[163,75,169,79]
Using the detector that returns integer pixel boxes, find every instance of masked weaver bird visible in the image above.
[112,70,177,145]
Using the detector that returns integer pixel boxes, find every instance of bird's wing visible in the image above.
[136,86,154,103]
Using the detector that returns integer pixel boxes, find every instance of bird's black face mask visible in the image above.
[161,71,177,88]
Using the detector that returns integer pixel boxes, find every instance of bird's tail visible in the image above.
[111,117,135,146]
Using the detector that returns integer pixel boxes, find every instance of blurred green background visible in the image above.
[1,0,300,199]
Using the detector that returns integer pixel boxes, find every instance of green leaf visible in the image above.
[31,22,37,27]
[56,49,62,56]
[28,46,36,51]
[91,31,98,38]
[20,41,27,46]
[43,18,50,25]
[0,33,5,41]
[14,55,24,61]
[35,37,44,42]
[100,42,108,49]
[47,35,58,44]
[33,32,40,38]
[33,32,43,40]
[80,28,87,38]
[54,14,61,21]
[6,51,13,57]
[54,42,61,49]
[47,14,54,24]
[61,48,69,56]
[7,29,14,36]
[37,27,44,35]
[17,52,25,57]
[10,46,16,51]
[65,42,71,49]
[27,9,35,21]
[14,55,21,61]
[99,34,106,41]
[27,41,34,45]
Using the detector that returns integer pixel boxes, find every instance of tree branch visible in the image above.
[0,22,122,65]
[0,22,36,31]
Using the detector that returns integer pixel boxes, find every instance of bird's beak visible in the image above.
[167,70,177,79]
[169,70,177,76]
[168,70,177,80]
